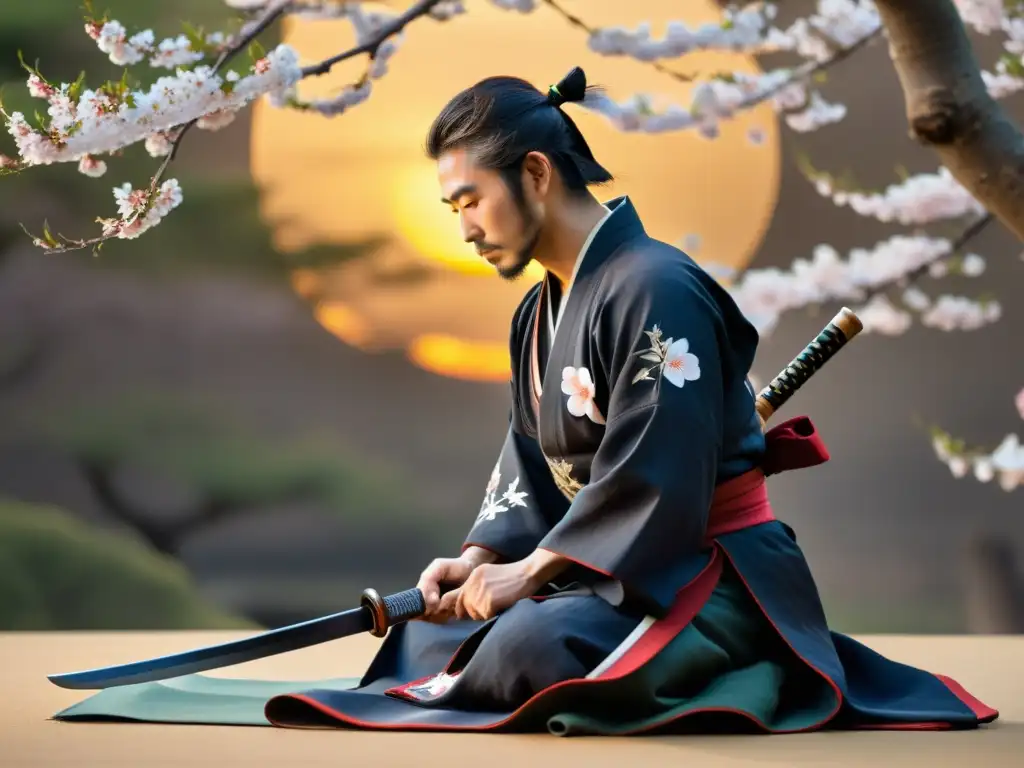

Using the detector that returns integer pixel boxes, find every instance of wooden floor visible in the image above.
[4,631,1022,767]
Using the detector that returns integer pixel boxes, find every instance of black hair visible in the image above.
[425,66,613,198]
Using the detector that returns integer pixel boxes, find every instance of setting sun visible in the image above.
[250,1,782,384]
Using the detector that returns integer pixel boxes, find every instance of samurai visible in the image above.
[55,66,998,735]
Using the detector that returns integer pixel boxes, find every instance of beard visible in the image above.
[494,195,542,282]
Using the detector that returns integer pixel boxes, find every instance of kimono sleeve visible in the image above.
[461,423,568,563]
[537,269,727,615]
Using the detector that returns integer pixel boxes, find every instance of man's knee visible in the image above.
[456,595,638,707]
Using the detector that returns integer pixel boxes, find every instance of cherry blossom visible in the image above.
[86,19,225,69]
[4,0,1022,490]
[1015,388,1024,421]
[934,429,1024,493]
[7,44,302,169]
[725,235,955,336]
[477,469,529,523]
[631,326,701,388]
[809,166,986,226]
[101,179,185,240]
[661,339,702,388]
[561,366,604,424]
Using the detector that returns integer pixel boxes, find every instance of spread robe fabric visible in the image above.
[54,197,998,735]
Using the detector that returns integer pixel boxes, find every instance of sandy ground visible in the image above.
[3,631,1022,767]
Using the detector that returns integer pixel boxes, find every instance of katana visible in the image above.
[47,306,863,691]
[47,587,425,690]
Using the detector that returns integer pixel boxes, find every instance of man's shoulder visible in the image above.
[601,235,723,311]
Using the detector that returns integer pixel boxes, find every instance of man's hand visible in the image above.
[416,546,497,623]
[444,548,572,621]
[451,561,537,621]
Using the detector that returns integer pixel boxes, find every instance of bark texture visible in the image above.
[875,0,1024,241]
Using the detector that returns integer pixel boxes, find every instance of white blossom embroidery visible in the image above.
[561,366,606,424]
[632,324,702,388]
[477,468,529,523]
[404,672,459,700]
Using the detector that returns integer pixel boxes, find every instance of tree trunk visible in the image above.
[962,535,1024,634]
[875,0,1024,241]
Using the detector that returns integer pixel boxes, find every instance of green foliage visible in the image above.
[0,497,256,630]
[85,175,382,281]
[25,394,425,534]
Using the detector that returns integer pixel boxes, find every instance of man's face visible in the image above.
[437,148,541,281]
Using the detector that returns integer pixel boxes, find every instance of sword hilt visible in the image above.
[755,306,863,427]
[361,587,426,637]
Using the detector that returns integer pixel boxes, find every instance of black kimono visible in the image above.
[55,197,998,735]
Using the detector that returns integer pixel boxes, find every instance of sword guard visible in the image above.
[361,587,427,637]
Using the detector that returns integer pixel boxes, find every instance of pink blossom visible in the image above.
[561,366,605,424]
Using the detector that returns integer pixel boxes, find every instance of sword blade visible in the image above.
[48,586,427,690]
[48,604,373,690]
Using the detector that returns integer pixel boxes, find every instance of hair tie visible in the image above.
[547,84,564,106]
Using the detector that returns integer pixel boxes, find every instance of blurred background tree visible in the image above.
[0,1,446,631]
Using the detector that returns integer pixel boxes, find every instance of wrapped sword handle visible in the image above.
[361,587,426,637]
[755,306,863,425]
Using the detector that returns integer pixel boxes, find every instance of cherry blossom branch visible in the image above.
[931,386,1024,492]
[873,0,1024,240]
[716,208,996,340]
[8,0,295,254]
[155,0,293,172]
[299,0,445,78]
[578,23,881,139]
[540,0,698,84]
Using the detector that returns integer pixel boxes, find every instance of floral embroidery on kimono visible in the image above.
[561,366,605,424]
[476,464,529,523]
[401,672,460,701]
[632,324,701,388]
[545,456,584,501]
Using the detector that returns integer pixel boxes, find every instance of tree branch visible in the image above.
[860,212,995,304]
[875,0,1024,240]
[541,0,697,84]
[300,0,443,78]
[29,0,293,256]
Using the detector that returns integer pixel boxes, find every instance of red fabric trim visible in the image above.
[934,674,1000,721]
[533,547,616,579]
[717,547,846,730]
[596,549,723,679]
[856,722,951,731]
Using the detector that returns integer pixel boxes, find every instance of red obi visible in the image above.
[704,416,830,543]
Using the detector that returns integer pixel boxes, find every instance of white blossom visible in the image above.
[6,45,303,168]
[855,294,913,336]
[144,133,175,157]
[77,154,107,178]
[85,19,222,69]
[811,167,985,225]
[919,295,1001,331]
[785,91,847,132]
[489,0,537,12]
[960,253,986,276]
[98,178,184,240]
[727,235,956,335]
[953,0,1008,34]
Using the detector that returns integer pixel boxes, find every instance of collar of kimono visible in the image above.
[530,195,647,403]
[546,203,613,340]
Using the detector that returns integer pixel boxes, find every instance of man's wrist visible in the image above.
[521,548,571,590]
[460,545,499,569]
